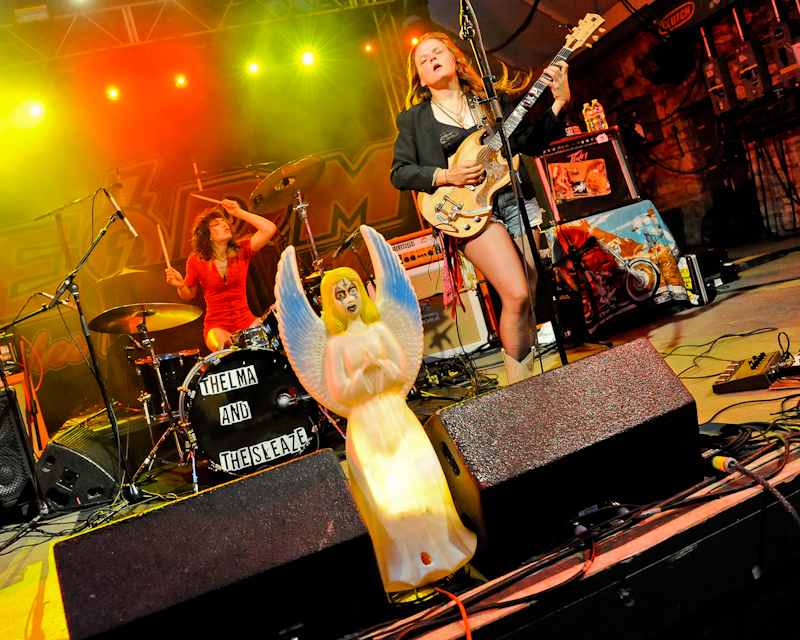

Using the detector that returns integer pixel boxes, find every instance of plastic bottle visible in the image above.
[591,99,607,131]
[582,102,596,132]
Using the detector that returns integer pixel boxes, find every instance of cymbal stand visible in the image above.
[131,320,189,483]
[293,190,324,274]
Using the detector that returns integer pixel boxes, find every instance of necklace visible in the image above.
[431,95,470,128]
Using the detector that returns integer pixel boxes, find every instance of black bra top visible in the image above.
[436,120,481,158]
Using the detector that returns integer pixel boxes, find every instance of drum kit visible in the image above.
[87,156,351,492]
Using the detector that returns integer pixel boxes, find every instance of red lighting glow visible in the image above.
[174,74,187,87]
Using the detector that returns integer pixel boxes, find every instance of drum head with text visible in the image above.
[183,349,317,475]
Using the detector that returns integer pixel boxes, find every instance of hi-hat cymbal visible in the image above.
[89,303,202,334]
[249,156,325,216]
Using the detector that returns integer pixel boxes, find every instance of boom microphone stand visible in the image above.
[46,191,144,504]
[459,0,568,366]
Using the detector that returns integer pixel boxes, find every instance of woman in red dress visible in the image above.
[165,199,276,351]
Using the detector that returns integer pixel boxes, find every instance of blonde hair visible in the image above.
[405,32,532,110]
[320,268,380,336]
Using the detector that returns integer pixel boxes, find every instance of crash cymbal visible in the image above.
[89,303,202,334]
[249,156,325,215]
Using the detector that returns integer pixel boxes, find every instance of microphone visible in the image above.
[332,229,360,259]
[275,392,312,410]
[38,292,77,310]
[111,165,126,206]
[102,188,138,238]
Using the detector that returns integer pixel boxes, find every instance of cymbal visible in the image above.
[249,156,325,215]
[89,303,202,334]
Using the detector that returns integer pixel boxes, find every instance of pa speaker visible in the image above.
[0,388,37,518]
[36,419,119,513]
[424,338,702,574]
[54,449,387,640]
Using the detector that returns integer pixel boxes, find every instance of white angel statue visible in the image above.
[275,225,476,592]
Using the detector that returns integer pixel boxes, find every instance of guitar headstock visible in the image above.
[564,13,606,52]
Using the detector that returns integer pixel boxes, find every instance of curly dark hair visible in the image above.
[191,207,240,262]
[404,32,531,110]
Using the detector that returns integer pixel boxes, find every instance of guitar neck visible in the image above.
[488,47,573,152]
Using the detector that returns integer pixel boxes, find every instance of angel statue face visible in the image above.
[333,278,361,319]
[320,267,380,336]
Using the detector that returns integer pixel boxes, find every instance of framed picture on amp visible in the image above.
[533,127,641,224]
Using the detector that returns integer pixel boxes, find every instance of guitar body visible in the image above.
[417,130,520,240]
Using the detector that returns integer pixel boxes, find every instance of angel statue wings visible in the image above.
[275,225,476,592]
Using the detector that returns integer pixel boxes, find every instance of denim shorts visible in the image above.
[491,188,543,239]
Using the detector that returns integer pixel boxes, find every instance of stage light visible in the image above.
[248,62,260,74]
[300,51,315,67]
[107,87,120,100]
[411,37,419,46]
[174,74,187,87]
[364,43,374,54]
[7,99,46,129]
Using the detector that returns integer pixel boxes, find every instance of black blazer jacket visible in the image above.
[390,93,566,199]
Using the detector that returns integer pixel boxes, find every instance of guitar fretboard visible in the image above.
[487,47,573,153]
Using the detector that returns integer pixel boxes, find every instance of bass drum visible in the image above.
[178,349,318,476]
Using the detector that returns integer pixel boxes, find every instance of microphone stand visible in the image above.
[46,200,144,504]
[459,0,568,366]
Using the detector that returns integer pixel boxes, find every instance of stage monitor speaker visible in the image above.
[0,388,37,518]
[408,260,489,360]
[36,419,119,514]
[424,338,702,575]
[54,449,387,640]
[533,126,640,224]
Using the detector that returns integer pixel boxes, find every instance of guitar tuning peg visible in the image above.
[592,35,599,41]
[584,43,593,48]
[599,27,607,33]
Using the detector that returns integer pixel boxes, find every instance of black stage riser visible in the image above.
[53,449,387,640]
[0,388,38,518]
[424,338,703,575]
[473,471,800,640]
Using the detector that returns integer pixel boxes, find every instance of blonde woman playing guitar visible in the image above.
[390,32,571,382]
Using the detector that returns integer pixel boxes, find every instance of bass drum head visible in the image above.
[184,349,318,476]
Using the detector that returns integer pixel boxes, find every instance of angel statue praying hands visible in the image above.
[275,225,476,592]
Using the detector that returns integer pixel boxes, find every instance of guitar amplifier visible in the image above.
[533,127,640,224]
[407,260,489,360]
[387,229,444,270]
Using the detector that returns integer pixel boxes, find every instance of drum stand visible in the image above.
[131,320,195,487]
[293,190,324,275]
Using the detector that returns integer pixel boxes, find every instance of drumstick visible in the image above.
[157,225,172,270]
[190,193,225,205]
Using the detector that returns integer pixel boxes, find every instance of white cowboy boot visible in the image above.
[502,348,536,385]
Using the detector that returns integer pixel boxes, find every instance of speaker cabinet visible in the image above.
[54,449,387,640]
[424,338,702,574]
[0,388,37,518]
[36,419,119,514]
[408,260,489,360]
[534,127,640,223]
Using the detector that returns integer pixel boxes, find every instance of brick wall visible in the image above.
[567,0,800,244]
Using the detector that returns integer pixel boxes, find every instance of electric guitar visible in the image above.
[417,14,605,239]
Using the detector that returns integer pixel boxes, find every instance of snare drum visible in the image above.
[230,325,270,350]
[136,349,199,418]
[178,349,318,475]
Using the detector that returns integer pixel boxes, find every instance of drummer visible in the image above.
[166,199,276,351]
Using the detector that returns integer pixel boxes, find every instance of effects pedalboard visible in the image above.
[712,351,800,394]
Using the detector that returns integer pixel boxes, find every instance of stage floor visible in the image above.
[2,235,800,639]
